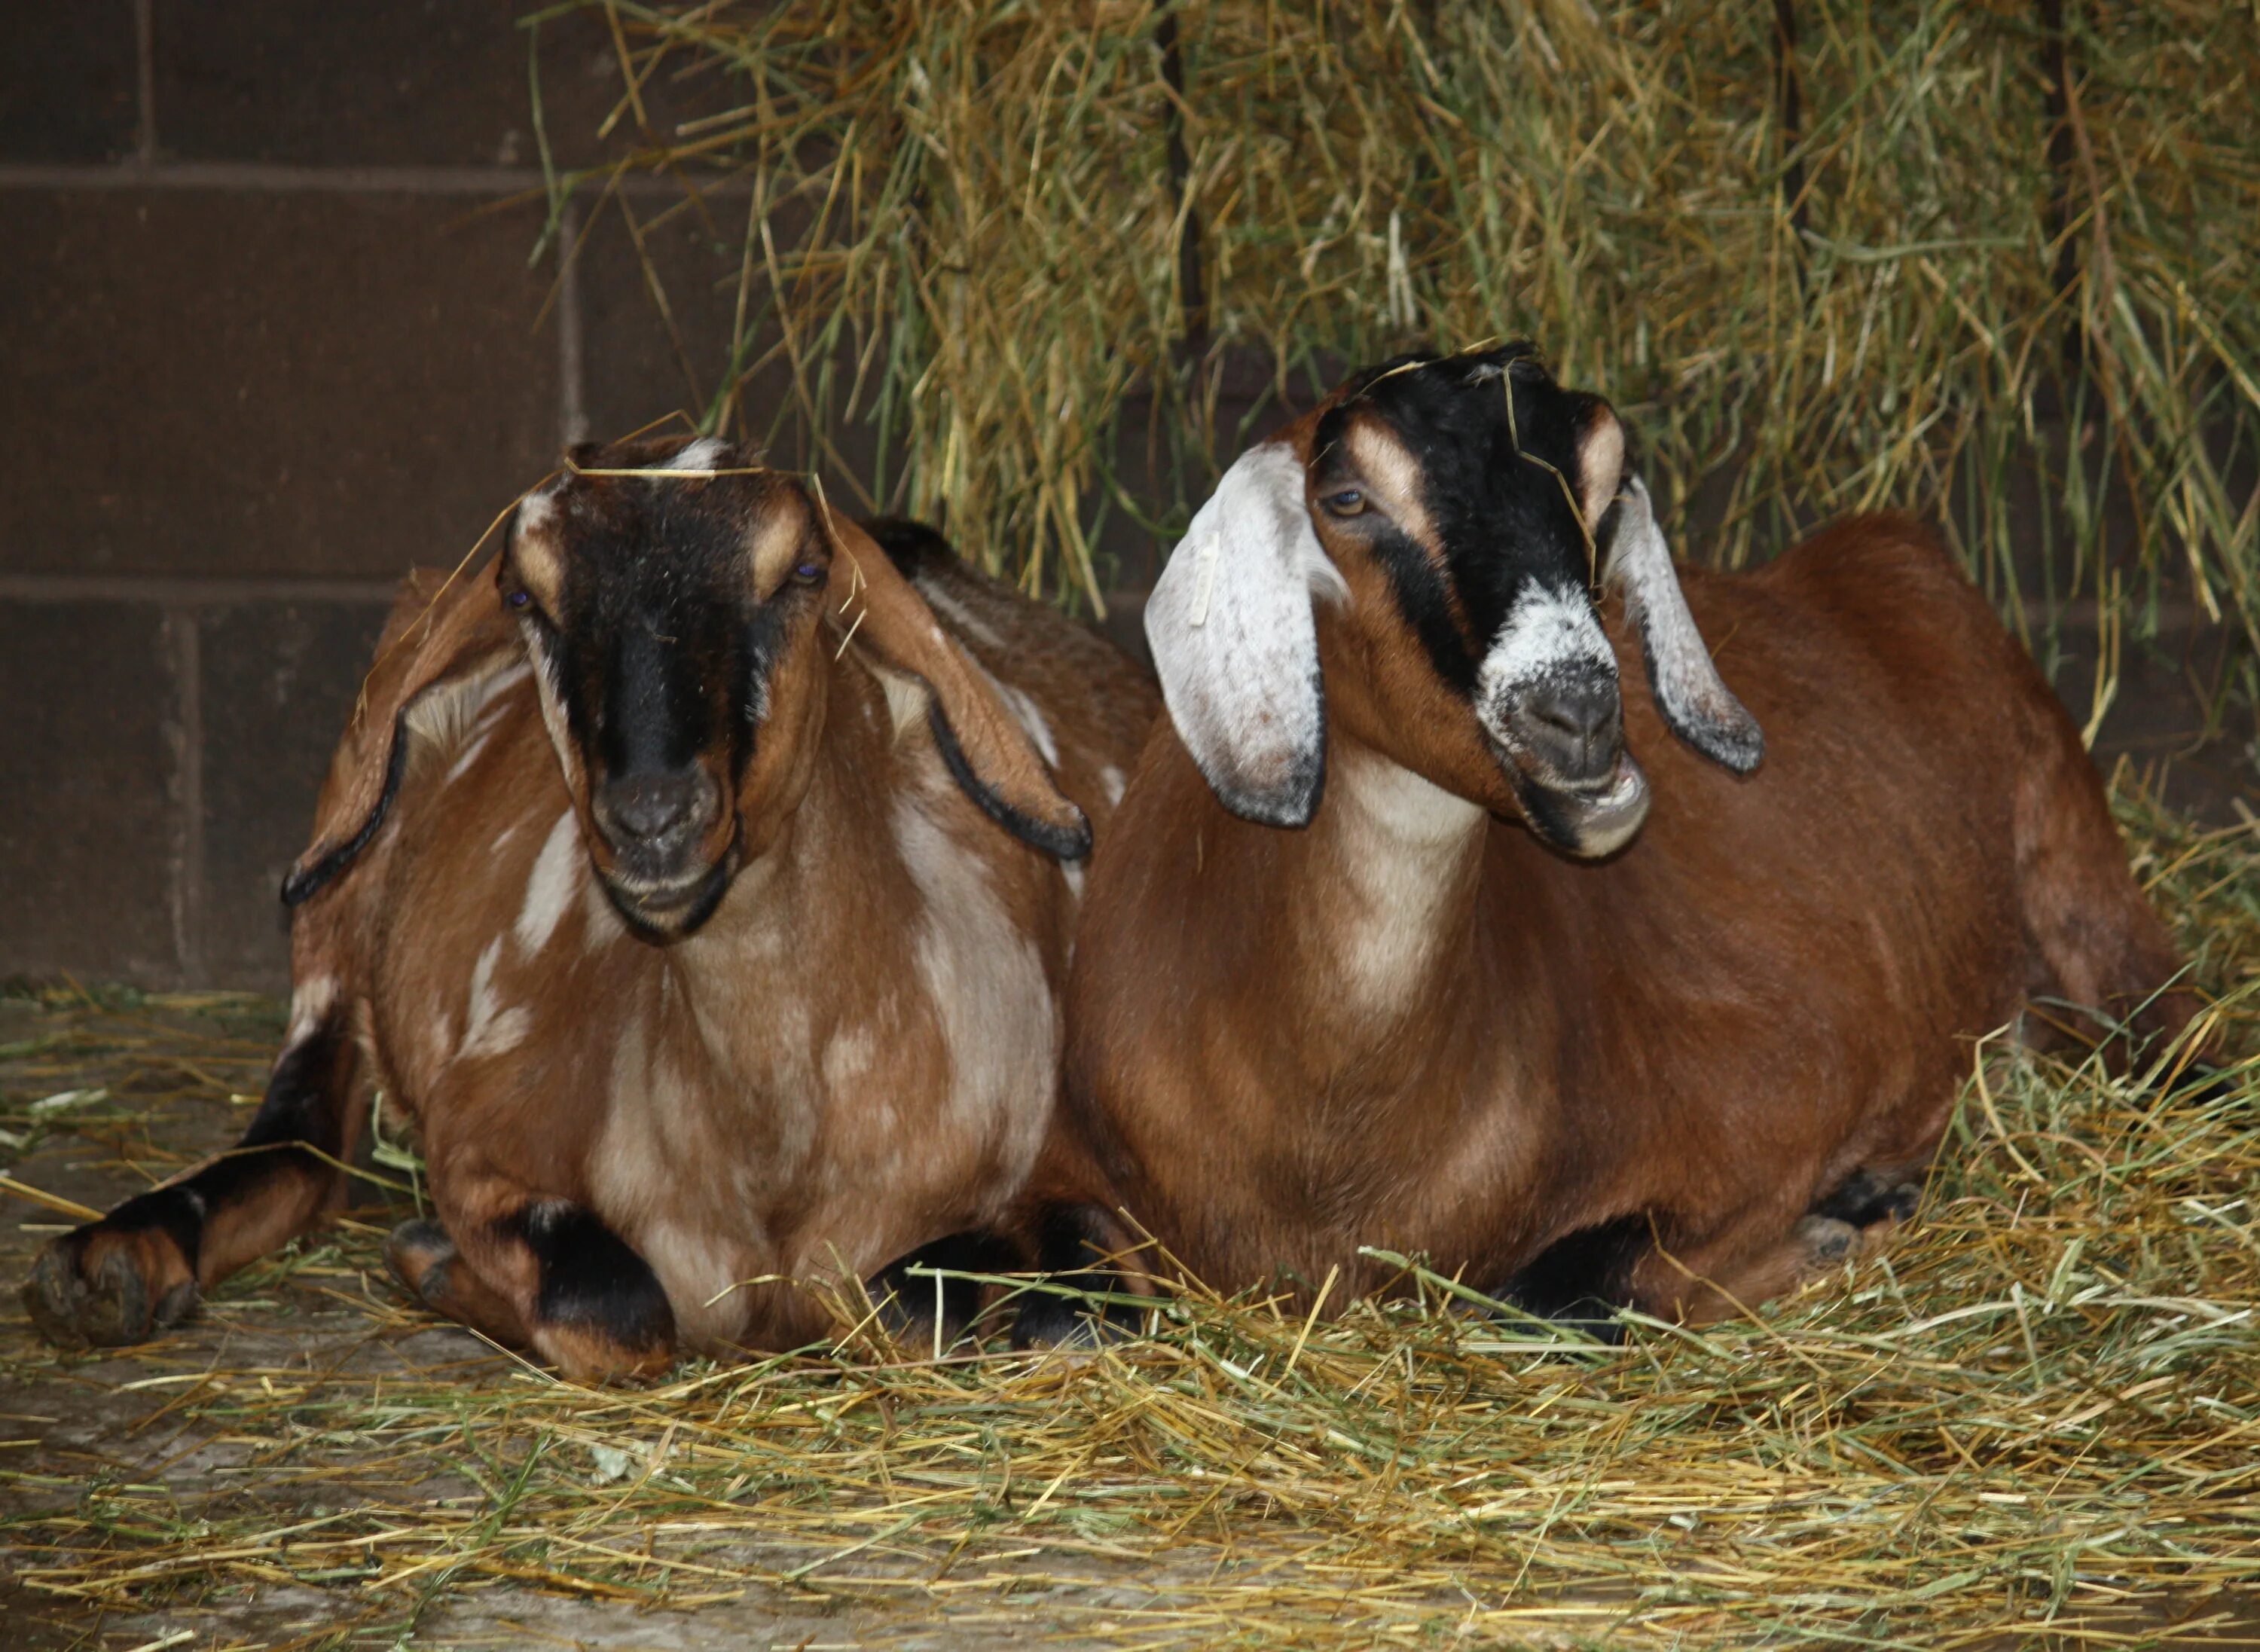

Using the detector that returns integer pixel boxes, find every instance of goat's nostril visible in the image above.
[605,771,708,843]
[1517,679,1620,782]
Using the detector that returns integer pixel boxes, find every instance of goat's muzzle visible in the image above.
[590,766,736,936]
[1483,667,1652,859]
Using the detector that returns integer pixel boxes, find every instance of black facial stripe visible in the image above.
[601,618,710,775]
[732,597,790,783]
[1369,527,1480,694]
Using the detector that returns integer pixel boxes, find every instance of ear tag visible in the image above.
[1188,531,1221,628]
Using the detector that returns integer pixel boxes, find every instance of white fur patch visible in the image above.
[891,794,1053,1200]
[515,809,583,956]
[286,973,339,1043]
[821,1024,877,1091]
[666,436,726,472]
[918,583,1005,649]
[1099,764,1125,806]
[867,659,931,740]
[1321,748,1486,1015]
[1479,583,1615,702]
[458,938,530,1061]
[443,729,493,786]
[402,660,528,772]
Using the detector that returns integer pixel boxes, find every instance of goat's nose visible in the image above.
[603,769,710,844]
[1519,676,1621,786]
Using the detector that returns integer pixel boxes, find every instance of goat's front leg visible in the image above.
[391,1156,676,1382]
[23,1012,366,1349]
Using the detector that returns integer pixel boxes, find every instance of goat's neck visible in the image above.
[659,664,894,1078]
[1287,737,1489,1037]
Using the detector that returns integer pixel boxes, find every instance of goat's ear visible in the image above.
[282,565,521,907]
[1603,477,1764,774]
[1145,441,1329,828]
[823,509,1092,860]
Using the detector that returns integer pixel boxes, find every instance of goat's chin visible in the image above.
[1505,753,1651,860]
[601,857,734,939]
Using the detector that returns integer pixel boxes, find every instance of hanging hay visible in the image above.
[2,773,2255,1645]
[533,0,2260,661]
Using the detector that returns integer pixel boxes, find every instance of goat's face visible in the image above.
[1305,348,1645,852]
[1145,344,1761,856]
[502,437,835,936]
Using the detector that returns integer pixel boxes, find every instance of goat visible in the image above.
[1061,344,2204,1325]
[23,436,1158,1379]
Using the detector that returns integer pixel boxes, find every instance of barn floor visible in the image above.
[4,786,2260,1649]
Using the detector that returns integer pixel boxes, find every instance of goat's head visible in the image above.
[1144,344,1761,856]
[283,435,1089,933]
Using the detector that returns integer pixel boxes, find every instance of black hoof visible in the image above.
[384,1217,459,1306]
[22,1231,199,1350]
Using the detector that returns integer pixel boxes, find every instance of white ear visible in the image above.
[1605,477,1764,774]
[1145,441,1336,827]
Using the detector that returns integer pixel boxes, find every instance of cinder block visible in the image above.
[0,600,182,984]
[0,188,561,579]
[150,0,725,168]
[576,189,747,445]
[197,597,394,987]
[0,0,139,162]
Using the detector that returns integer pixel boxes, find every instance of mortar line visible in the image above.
[0,160,750,200]
[558,195,590,446]
[166,609,205,986]
[133,0,156,164]
[0,574,404,604]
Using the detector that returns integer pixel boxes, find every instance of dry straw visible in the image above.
[532,0,2258,668]
[3,774,2256,1644]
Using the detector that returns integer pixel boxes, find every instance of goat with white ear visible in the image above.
[1064,342,2204,1329]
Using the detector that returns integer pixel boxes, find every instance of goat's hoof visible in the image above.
[383,1217,457,1306]
[1793,1215,1860,1266]
[21,1225,199,1350]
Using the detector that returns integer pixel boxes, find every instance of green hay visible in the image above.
[531,0,2260,662]
[3,777,2256,1647]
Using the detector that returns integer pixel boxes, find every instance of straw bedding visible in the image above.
[542,0,2260,658]
[1,775,2253,1647]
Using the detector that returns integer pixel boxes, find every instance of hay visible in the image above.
[3,776,2257,1646]
[533,0,2260,657]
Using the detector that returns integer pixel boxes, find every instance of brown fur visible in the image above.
[26,450,1156,1378]
[1065,514,2198,1322]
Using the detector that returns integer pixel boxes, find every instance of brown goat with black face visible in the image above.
[1063,344,2202,1326]
[24,436,1157,1379]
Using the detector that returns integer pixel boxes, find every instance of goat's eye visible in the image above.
[505,588,531,609]
[793,560,824,584]
[1322,488,1366,517]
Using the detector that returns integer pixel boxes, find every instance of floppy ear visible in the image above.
[282,564,521,907]
[823,509,1092,860]
[1604,476,1764,774]
[1144,441,1330,828]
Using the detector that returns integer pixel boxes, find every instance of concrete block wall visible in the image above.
[0,1,744,988]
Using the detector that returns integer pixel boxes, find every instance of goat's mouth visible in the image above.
[598,853,736,939]
[1491,740,1652,860]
